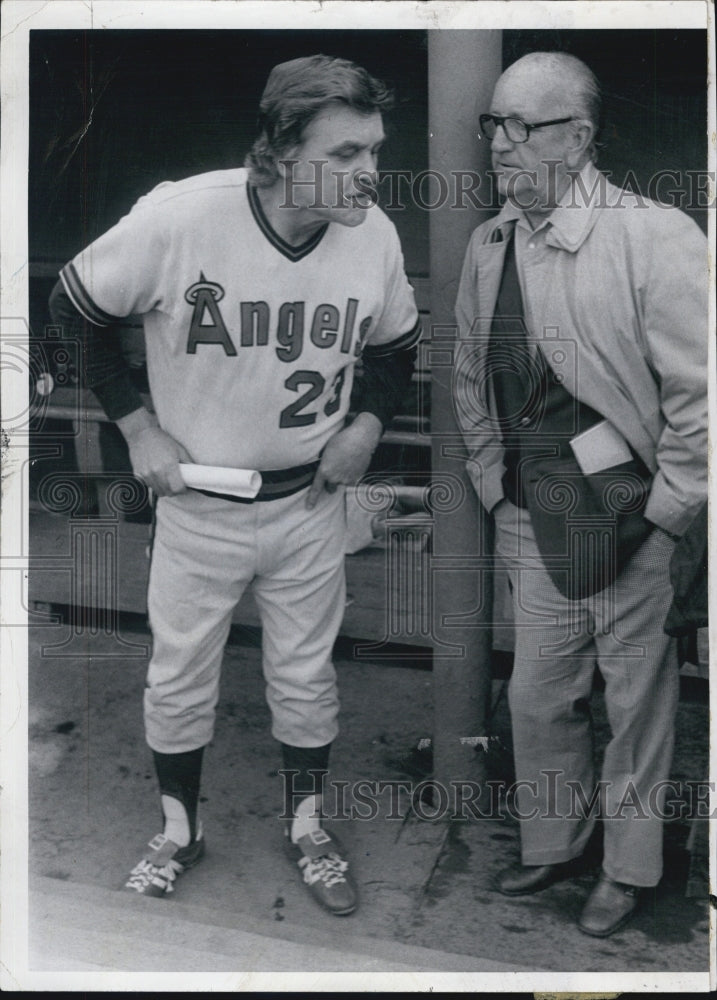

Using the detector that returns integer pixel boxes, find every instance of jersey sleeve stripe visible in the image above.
[59,263,122,327]
[362,318,422,358]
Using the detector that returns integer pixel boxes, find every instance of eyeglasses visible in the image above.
[479,113,574,143]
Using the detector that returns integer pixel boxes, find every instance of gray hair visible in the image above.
[505,51,603,160]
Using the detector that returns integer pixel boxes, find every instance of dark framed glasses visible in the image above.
[479,114,574,143]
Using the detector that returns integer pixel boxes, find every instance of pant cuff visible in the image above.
[602,863,661,888]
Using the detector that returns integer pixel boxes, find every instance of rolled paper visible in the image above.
[179,464,262,499]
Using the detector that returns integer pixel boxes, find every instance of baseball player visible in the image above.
[49,54,420,916]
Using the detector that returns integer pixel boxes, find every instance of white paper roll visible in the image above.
[179,464,262,499]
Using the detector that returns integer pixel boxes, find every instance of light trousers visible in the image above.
[144,486,346,754]
[494,500,679,886]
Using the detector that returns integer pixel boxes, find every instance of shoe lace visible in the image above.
[126,856,184,893]
[299,852,349,888]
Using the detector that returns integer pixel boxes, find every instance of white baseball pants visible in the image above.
[144,486,346,753]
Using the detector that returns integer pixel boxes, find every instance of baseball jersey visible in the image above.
[60,168,420,470]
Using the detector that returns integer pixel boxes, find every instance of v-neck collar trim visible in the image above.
[247,183,329,262]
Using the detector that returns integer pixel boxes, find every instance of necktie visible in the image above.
[488,230,546,504]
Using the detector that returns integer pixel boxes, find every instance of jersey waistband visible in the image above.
[193,460,320,504]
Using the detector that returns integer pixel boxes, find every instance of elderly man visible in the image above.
[454,51,707,936]
[49,54,420,916]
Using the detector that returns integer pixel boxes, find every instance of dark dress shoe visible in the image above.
[498,861,577,897]
[578,873,639,937]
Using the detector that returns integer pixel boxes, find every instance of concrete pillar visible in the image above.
[427,31,502,796]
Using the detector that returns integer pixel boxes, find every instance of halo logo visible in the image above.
[184,272,235,355]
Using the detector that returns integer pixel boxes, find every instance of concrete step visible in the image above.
[29,874,529,978]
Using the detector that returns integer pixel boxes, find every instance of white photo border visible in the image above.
[2,0,714,992]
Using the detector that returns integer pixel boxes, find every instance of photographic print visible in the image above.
[1,0,714,992]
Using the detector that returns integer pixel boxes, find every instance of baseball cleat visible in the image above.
[284,827,358,915]
[124,823,205,897]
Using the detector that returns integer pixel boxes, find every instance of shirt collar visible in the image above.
[493,161,605,252]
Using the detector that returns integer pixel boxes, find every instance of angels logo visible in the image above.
[183,272,370,361]
[185,273,235,355]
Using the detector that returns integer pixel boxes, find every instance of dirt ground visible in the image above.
[25,613,712,979]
